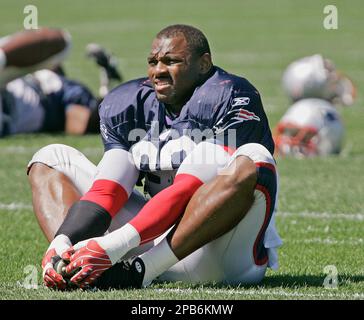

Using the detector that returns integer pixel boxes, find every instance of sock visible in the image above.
[139,237,179,287]
[129,174,203,244]
[0,49,6,71]
[97,223,141,264]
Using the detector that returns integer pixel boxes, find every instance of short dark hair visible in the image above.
[156,24,211,57]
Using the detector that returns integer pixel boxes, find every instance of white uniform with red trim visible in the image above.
[28,142,281,284]
[157,142,281,284]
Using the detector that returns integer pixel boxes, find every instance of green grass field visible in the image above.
[1,0,363,300]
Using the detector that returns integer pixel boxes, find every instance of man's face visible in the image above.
[147,35,202,112]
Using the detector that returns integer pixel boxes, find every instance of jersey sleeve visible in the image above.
[61,78,98,110]
[99,105,134,152]
[98,79,153,152]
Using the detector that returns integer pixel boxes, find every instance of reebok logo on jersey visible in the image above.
[232,97,250,107]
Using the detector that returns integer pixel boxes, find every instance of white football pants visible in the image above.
[28,142,280,285]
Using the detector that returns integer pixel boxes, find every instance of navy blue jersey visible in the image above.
[99,66,274,172]
[2,70,97,135]
[36,70,97,132]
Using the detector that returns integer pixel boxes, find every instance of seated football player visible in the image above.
[0,28,103,137]
[28,24,282,290]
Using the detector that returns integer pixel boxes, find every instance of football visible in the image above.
[54,258,68,277]
[5,28,70,68]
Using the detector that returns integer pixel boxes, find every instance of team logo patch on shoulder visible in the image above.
[232,97,250,107]
[236,108,260,121]
[213,107,260,134]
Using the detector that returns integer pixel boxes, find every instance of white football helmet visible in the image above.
[282,54,356,106]
[274,98,344,157]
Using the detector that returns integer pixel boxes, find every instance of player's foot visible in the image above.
[94,257,145,289]
[85,43,122,81]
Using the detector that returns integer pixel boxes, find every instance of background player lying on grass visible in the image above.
[0,28,122,137]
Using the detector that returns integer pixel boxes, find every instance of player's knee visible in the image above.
[222,156,257,193]
[27,144,73,182]
[177,141,230,183]
[28,143,78,170]
[223,143,275,192]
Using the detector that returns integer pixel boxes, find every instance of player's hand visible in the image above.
[42,248,67,290]
[41,234,72,290]
[62,239,112,289]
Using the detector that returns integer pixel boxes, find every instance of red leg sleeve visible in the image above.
[81,179,128,217]
[129,174,203,244]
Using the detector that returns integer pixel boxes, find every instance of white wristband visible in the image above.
[0,49,6,71]
[49,234,72,256]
